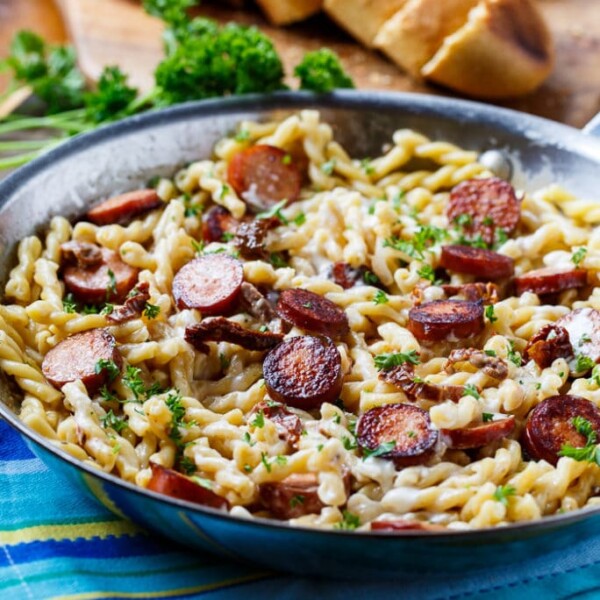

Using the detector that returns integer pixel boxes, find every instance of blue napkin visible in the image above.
[2,418,600,599]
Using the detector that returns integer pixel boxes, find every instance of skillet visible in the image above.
[1,91,600,579]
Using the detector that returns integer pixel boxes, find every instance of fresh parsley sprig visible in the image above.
[374,350,420,371]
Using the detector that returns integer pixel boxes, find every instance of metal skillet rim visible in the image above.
[1,89,600,541]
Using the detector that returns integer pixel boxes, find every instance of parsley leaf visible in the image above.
[252,410,265,428]
[417,263,436,283]
[572,247,587,267]
[256,199,289,224]
[289,494,305,508]
[321,159,336,176]
[335,510,360,530]
[485,304,497,323]
[374,351,420,371]
[143,302,160,319]
[294,48,354,93]
[63,293,77,313]
[507,340,522,367]
[95,359,120,382]
[575,354,594,373]
[373,290,389,305]
[362,440,396,459]
[101,409,127,433]
[463,384,480,399]
[482,412,494,423]
[493,484,516,506]
[179,456,196,475]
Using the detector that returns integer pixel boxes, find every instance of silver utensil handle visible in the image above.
[583,113,600,138]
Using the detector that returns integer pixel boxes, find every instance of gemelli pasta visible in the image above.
[3,109,600,532]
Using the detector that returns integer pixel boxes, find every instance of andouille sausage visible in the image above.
[441,282,500,304]
[87,189,162,226]
[41,328,122,393]
[60,241,103,268]
[447,177,520,246]
[185,317,284,352]
[440,245,514,279]
[106,282,151,324]
[440,416,515,449]
[147,463,229,510]
[227,145,302,212]
[263,336,343,410]
[276,288,349,339]
[514,267,587,296]
[172,254,243,313]
[356,404,438,467]
[521,395,600,465]
[259,472,351,520]
[234,216,279,260]
[556,308,600,363]
[408,300,484,342]
[523,324,573,369]
[249,400,303,447]
[379,364,467,403]
[371,520,446,532]
[446,348,508,380]
[62,245,139,304]
[202,206,240,243]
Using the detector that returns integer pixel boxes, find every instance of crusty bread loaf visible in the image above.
[256,0,323,26]
[323,0,409,47]
[374,0,479,77]
[421,0,554,98]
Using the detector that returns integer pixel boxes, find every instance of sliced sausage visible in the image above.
[276,288,349,339]
[263,336,343,410]
[42,328,122,393]
[227,145,302,212]
[87,189,162,226]
[522,395,600,465]
[107,282,151,324]
[440,245,514,279]
[556,308,600,363]
[408,300,484,342]
[441,282,500,304]
[63,246,139,304]
[380,364,467,403]
[234,216,279,260]
[60,241,103,268]
[446,348,508,380]
[249,400,303,447]
[371,520,446,532]
[331,262,363,290]
[447,177,520,246]
[523,324,573,369]
[356,404,438,468]
[185,317,284,352]
[514,267,587,296]
[202,206,241,243]
[441,416,515,449]
[147,463,229,510]
[172,254,243,313]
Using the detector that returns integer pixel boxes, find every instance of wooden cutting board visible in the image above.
[24,0,600,128]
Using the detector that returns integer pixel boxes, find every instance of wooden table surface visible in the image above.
[0,0,599,128]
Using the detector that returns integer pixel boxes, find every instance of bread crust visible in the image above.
[256,0,323,26]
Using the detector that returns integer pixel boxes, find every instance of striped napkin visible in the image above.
[2,419,600,600]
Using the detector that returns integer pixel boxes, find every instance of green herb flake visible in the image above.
[484,349,497,357]
[507,340,522,367]
[558,416,600,464]
[289,494,305,508]
[463,384,480,399]
[243,431,256,446]
[417,264,436,283]
[191,239,205,255]
[572,247,587,267]
[122,365,145,401]
[374,350,420,371]
[321,159,336,176]
[482,412,494,423]
[63,293,77,313]
[335,510,360,530]
[576,354,594,373]
[95,359,120,382]
[261,452,272,473]
[143,302,160,319]
[219,352,230,371]
[342,436,357,451]
[235,129,250,142]
[362,440,396,459]
[101,409,127,433]
[362,270,380,286]
[293,212,306,226]
[106,268,117,299]
[252,410,265,428]
[493,484,516,506]
[360,158,375,175]
[269,252,288,269]
[373,290,389,305]
[179,456,196,475]
[485,304,497,324]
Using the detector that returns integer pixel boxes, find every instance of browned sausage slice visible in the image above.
[202,206,241,243]
[227,145,302,212]
[276,289,349,339]
[356,404,438,467]
[440,245,514,279]
[441,416,515,449]
[263,336,343,410]
[63,246,139,304]
[514,267,587,296]
[172,254,243,313]
[234,216,280,260]
[87,189,162,225]
[147,463,229,510]
[521,395,600,465]
[408,300,484,342]
[447,177,520,246]
[185,317,284,352]
[60,241,103,268]
[250,400,303,447]
[107,282,151,324]
[523,324,573,369]
[556,308,600,363]
[371,520,446,532]
[42,329,122,393]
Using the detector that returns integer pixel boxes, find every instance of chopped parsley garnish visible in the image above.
[261,452,272,473]
[122,365,148,401]
[95,359,120,382]
[384,225,448,261]
[374,350,420,371]
[373,290,389,305]
[485,304,497,324]
[219,183,230,199]
[335,510,360,530]
[166,390,186,448]
[362,440,396,459]
[269,252,288,269]
[493,484,516,506]
[289,494,305,508]
[234,128,250,142]
[191,239,205,255]
[101,409,127,433]
[495,229,509,247]
[362,270,381,286]
[392,190,405,212]
[407,431,416,438]
[192,476,214,490]
[106,268,117,298]
[484,349,497,357]
[575,354,594,373]
[558,416,600,464]
[302,302,314,309]
[252,410,265,428]
[590,365,600,387]
[342,436,358,451]
[179,456,196,475]
[243,431,256,446]
[256,199,289,224]
[100,303,114,316]
[368,197,386,215]
[456,233,488,249]
[282,154,292,165]
[243,464,253,473]
[293,212,306,226]
[482,216,494,226]
[99,385,118,403]
[321,159,336,176]
[463,384,480,399]
[360,158,374,175]
[482,412,494,423]
[454,213,473,227]
[63,293,77,313]
[507,340,522,367]
[572,247,587,267]
[275,455,287,466]
[219,353,230,371]
[417,263,436,283]
[221,231,235,242]
[143,302,160,319]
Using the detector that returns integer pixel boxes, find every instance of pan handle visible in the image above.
[582,112,600,138]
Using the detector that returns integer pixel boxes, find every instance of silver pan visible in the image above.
[1,91,600,578]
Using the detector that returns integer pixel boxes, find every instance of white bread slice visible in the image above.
[422,0,554,98]
[256,0,323,26]
[374,0,478,77]
[324,0,409,47]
